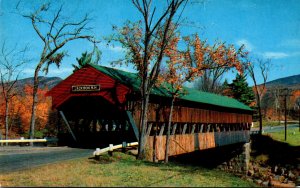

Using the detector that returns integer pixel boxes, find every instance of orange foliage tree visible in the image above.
[160,34,247,162]
[0,85,52,138]
[0,41,28,141]
[112,0,188,159]
[290,90,300,108]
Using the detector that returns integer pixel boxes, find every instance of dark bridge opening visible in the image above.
[57,96,137,148]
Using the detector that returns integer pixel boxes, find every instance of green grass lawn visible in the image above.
[0,152,257,187]
[264,127,300,146]
[252,120,298,128]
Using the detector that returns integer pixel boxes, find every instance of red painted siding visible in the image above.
[46,66,131,109]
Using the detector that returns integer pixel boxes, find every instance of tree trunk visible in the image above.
[29,66,41,145]
[137,93,150,159]
[298,106,300,132]
[256,93,263,135]
[0,128,3,146]
[252,74,263,135]
[5,99,9,146]
[258,105,263,135]
[29,86,38,142]
[278,107,281,125]
[165,96,175,163]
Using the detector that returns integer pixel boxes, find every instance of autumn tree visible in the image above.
[294,97,300,131]
[6,84,53,137]
[194,70,224,94]
[0,41,28,143]
[194,43,235,95]
[245,58,271,134]
[161,34,246,162]
[270,86,282,124]
[17,2,97,141]
[112,0,188,159]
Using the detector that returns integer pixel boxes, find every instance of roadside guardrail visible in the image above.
[0,137,58,145]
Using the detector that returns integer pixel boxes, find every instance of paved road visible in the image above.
[0,147,94,173]
[251,124,299,133]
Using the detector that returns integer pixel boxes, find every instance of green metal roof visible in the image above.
[89,64,252,111]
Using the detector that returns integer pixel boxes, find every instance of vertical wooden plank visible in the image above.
[198,133,203,150]
[145,136,153,160]
[170,135,175,156]
[156,136,160,160]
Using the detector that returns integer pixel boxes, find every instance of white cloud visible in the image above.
[236,39,254,51]
[262,52,289,59]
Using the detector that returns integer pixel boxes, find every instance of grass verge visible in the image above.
[0,152,257,187]
[252,120,298,128]
[264,127,300,146]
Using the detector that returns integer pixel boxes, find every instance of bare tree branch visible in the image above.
[16,2,98,141]
[0,41,28,142]
[246,58,271,134]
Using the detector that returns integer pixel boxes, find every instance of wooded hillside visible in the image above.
[0,77,61,139]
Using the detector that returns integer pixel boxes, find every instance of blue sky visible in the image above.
[0,0,299,86]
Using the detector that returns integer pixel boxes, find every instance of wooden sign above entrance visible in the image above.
[71,85,100,92]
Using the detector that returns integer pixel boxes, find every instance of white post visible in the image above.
[108,144,113,156]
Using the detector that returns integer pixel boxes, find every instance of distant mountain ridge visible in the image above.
[15,76,62,90]
[13,73,300,91]
[266,74,300,89]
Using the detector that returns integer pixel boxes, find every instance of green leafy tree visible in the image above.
[161,34,247,163]
[225,74,255,106]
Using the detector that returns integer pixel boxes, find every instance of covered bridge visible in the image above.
[46,64,252,160]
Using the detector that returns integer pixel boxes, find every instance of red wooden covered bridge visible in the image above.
[46,64,252,160]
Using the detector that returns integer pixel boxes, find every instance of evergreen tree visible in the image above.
[72,45,101,72]
[226,74,255,106]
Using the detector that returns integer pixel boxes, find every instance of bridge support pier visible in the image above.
[217,142,251,175]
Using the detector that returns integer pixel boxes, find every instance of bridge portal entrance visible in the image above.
[57,96,138,148]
